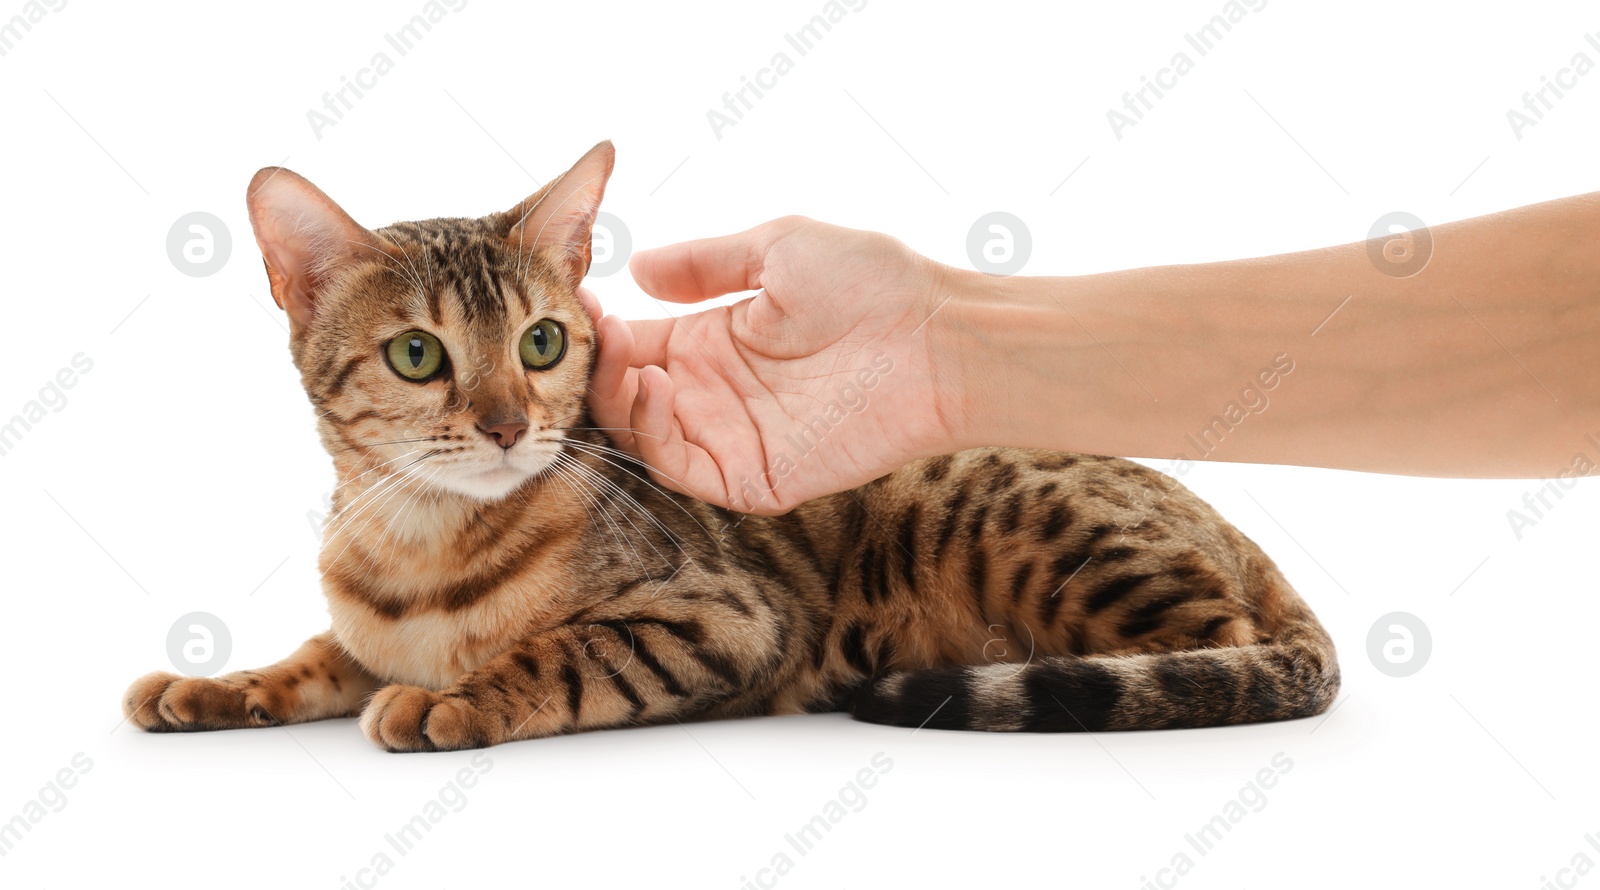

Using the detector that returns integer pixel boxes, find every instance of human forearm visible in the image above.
[942,194,1600,477]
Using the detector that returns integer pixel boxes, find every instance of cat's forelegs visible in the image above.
[362,596,776,752]
[123,631,379,731]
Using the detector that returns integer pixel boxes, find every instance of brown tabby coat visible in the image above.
[122,143,1339,751]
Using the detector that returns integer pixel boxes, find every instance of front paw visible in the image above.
[123,672,283,732]
[360,685,488,752]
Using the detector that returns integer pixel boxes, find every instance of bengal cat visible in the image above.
[122,142,1339,751]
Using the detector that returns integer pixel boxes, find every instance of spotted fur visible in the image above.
[122,143,1338,750]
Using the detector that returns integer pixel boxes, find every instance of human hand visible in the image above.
[586,216,970,514]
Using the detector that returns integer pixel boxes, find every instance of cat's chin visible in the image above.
[431,456,553,502]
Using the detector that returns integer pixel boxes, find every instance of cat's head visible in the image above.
[245,141,614,502]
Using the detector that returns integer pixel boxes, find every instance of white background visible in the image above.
[2,1,1597,887]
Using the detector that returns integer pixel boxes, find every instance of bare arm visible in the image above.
[947,193,1600,477]
[588,196,1600,513]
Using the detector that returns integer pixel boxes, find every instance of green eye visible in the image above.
[520,319,566,369]
[385,330,445,381]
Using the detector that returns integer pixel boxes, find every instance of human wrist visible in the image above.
[929,267,1074,453]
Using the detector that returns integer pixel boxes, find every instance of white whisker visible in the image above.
[323,457,439,572]
[552,454,649,576]
[562,457,678,569]
[322,451,439,550]
[560,438,715,542]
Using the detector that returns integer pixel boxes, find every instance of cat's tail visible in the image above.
[848,626,1339,732]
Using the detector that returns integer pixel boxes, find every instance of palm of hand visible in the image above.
[591,229,960,513]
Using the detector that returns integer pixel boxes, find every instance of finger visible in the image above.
[620,317,678,368]
[575,285,603,323]
[630,218,797,303]
[627,366,732,506]
[627,367,693,497]
[588,316,638,449]
[594,315,678,372]
[592,314,633,401]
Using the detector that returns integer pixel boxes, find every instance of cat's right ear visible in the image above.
[245,167,386,337]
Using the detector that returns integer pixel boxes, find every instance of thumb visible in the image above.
[629,216,803,304]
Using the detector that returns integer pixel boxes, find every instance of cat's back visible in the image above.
[771,447,1305,668]
[815,447,1234,562]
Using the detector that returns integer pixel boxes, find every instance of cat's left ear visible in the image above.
[504,140,615,289]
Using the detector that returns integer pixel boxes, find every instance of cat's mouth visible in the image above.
[431,446,560,502]
[471,462,528,485]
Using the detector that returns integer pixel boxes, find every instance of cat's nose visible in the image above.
[477,415,529,449]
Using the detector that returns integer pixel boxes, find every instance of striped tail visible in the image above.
[849,629,1339,732]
